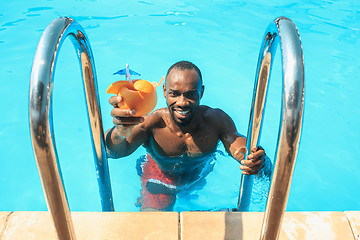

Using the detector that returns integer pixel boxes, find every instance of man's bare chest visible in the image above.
[151,127,219,157]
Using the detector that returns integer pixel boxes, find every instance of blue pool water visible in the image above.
[1,0,359,212]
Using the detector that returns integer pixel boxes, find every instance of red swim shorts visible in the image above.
[136,154,177,210]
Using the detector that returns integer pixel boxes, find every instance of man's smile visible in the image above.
[174,108,191,117]
[172,107,193,124]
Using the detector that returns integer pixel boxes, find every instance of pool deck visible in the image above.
[1,211,359,239]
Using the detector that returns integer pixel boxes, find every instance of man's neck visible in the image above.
[167,110,201,136]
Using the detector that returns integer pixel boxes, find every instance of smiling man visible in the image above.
[105,60,265,211]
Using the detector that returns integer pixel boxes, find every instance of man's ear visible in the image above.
[200,85,204,99]
[163,83,166,98]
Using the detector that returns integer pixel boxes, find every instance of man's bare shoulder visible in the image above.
[200,105,231,122]
[200,105,237,133]
[148,107,168,120]
[141,108,168,129]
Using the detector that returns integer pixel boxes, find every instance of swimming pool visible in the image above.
[1,0,359,212]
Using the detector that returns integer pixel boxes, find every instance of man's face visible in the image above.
[163,68,204,127]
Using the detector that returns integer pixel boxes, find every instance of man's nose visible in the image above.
[177,95,189,107]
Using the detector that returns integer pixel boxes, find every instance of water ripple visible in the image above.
[72,15,130,21]
[148,14,169,17]
[85,24,100,29]
[26,14,41,17]
[323,20,352,30]
[165,21,186,26]
[24,7,54,14]
[165,11,195,16]
[2,19,26,27]
[138,1,154,5]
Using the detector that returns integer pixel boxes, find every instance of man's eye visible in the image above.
[185,92,197,99]
[169,92,178,97]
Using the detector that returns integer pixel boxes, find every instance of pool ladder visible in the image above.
[29,17,304,240]
[237,17,304,239]
[29,17,113,240]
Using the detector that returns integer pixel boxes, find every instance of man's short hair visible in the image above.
[166,61,202,82]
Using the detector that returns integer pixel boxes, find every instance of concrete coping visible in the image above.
[1,211,359,240]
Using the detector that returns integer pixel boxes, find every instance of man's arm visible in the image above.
[213,109,265,175]
[105,96,149,158]
[105,124,147,158]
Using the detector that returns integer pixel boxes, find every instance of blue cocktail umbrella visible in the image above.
[113,64,141,83]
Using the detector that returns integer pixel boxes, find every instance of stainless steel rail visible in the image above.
[237,17,304,240]
[29,17,114,240]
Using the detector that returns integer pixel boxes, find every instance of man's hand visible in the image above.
[109,96,144,137]
[239,146,266,175]
[106,96,148,158]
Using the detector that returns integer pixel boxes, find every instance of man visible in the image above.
[105,61,265,211]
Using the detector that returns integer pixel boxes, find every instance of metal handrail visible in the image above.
[29,17,114,240]
[237,17,304,239]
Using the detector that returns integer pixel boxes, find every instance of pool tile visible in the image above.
[180,211,355,240]
[0,212,12,238]
[2,212,57,239]
[345,211,360,239]
[280,212,355,240]
[72,212,179,240]
[180,212,264,239]
[2,211,179,240]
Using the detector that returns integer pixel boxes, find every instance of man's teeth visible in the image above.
[176,110,190,115]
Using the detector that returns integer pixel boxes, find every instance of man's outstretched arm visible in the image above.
[105,96,148,158]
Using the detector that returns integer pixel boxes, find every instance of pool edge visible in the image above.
[1,211,359,239]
